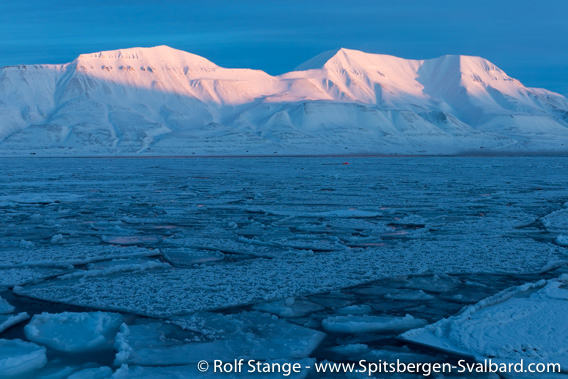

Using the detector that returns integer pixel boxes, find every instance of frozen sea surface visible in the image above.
[1,156,568,377]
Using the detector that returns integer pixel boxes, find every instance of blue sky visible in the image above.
[1,0,567,94]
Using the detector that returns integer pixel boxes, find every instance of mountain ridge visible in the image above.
[0,45,567,156]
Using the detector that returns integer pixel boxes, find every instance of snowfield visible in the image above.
[1,46,567,156]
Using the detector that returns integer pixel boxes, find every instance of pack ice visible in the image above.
[402,275,568,370]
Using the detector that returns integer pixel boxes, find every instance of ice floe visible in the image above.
[24,312,123,352]
[59,259,170,280]
[402,275,568,370]
[0,267,71,287]
[252,298,324,318]
[14,236,565,317]
[322,314,427,334]
[0,339,47,378]
[0,295,15,314]
[162,248,224,266]
[114,311,325,365]
[68,366,113,379]
[0,312,30,334]
[542,208,568,233]
[0,245,159,268]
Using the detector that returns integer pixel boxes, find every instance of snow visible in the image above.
[0,245,159,268]
[542,208,568,233]
[0,295,15,314]
[161,248,224,266]
[1,46,567,156]
[252,297,324,318]
[58,259,170,280]
[24,312,123,352]
[0,339,47,378]
[557,234,568,247]
[321,314,427,334]
[114,311,325,365]
[0,313,30,334]
[68,367,113,379]
[401,275,568,370]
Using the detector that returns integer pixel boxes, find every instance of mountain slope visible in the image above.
[0,46,567,155]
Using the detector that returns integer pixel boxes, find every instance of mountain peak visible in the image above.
[74,45,219,70]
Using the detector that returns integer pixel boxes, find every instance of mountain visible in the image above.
[1,46,567,156]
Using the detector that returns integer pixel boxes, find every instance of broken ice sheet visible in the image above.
[114,311,325,365]
[59,258,170,280]
[0,312,30,334]
[252,297,324,318]
[401,275,568,370]
[321,314,427,334]
[541,208,568,233]
[0,245,160,268]
[14,236,565,317]
[24,311,124,353]
[0,294,15,314]
[0,266,71,287]
[0,339,47,378]
[162,247,224,266]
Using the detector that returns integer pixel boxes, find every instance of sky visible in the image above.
[1,0,567,95]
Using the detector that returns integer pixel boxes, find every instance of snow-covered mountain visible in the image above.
[1,46,567,155]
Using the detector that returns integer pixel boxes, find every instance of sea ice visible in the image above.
[542,208,568,233]
[0,339,47,378]
[14,236,564,317]
[114,311,325,365]
[252,297,324,318]
[24,312,124,352]
[402,275,568,370]
[0,267,71,287]
[0,312,30,334]
[0,245,159,268]
[322,314,427,334]
[68,366,113,379]
[0,295,15,314]
[162,247,224,266]
[59,259,170,280]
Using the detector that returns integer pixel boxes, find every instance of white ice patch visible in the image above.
[162,248,224,266]
[0,245,159,268]
[322,314,427,334]
[261,209,382,218]
[384,289,436,301]
[403,274,462,293]
[24,312,124,353]
[0,267,71,287]
[114,311,325,366]
[68,366,113,379]
[402,275,568,370]
[556,234,568,247]
[0,312,30,334]
[0,295,15,314]
[101,235,162,245]
[335,304,372,316]
[59,259,170,280]
[0,193,82,206]
[0,339,47,378]
[542,208,568,233]
[252,298,324,318]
